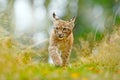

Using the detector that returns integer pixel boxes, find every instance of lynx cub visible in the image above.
[48,13,76,66]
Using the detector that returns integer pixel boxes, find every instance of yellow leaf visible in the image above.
[82,78,89,80]
[71,73,79,79]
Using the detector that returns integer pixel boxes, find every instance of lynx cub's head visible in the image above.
[52,13,76,40]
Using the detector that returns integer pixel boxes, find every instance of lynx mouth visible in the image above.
[58,36,64,40]
[58,37,64,40]
[59,36,63,38]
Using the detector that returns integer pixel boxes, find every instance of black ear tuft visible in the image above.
[53,12,59,20]
[70,16,76,22]
[53,12,56,18]
[72,16,76,20]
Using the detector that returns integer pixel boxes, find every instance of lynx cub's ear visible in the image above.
[69,16,76,23]
[53,12,59,20]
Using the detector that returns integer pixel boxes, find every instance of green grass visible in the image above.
[0,28,120,80]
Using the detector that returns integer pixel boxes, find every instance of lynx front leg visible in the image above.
[49,46,62,66]
[61,49,71,66]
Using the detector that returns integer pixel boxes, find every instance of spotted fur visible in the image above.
[48,13,76,66]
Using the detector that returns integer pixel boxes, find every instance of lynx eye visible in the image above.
[63,28,67,30]
[55,27,58,30]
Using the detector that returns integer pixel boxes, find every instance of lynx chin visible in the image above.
[48,13,76,66]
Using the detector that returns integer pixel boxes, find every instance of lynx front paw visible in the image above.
[54,59,62,66]
[50,53,62,66]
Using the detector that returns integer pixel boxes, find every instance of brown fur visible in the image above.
[48,13,75,66]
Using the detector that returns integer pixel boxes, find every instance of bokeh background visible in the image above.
[1,0,120,46]
[0,0,120,79]
[1,0,120,61]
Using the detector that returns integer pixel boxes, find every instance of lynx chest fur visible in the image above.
[48,13,75,66]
